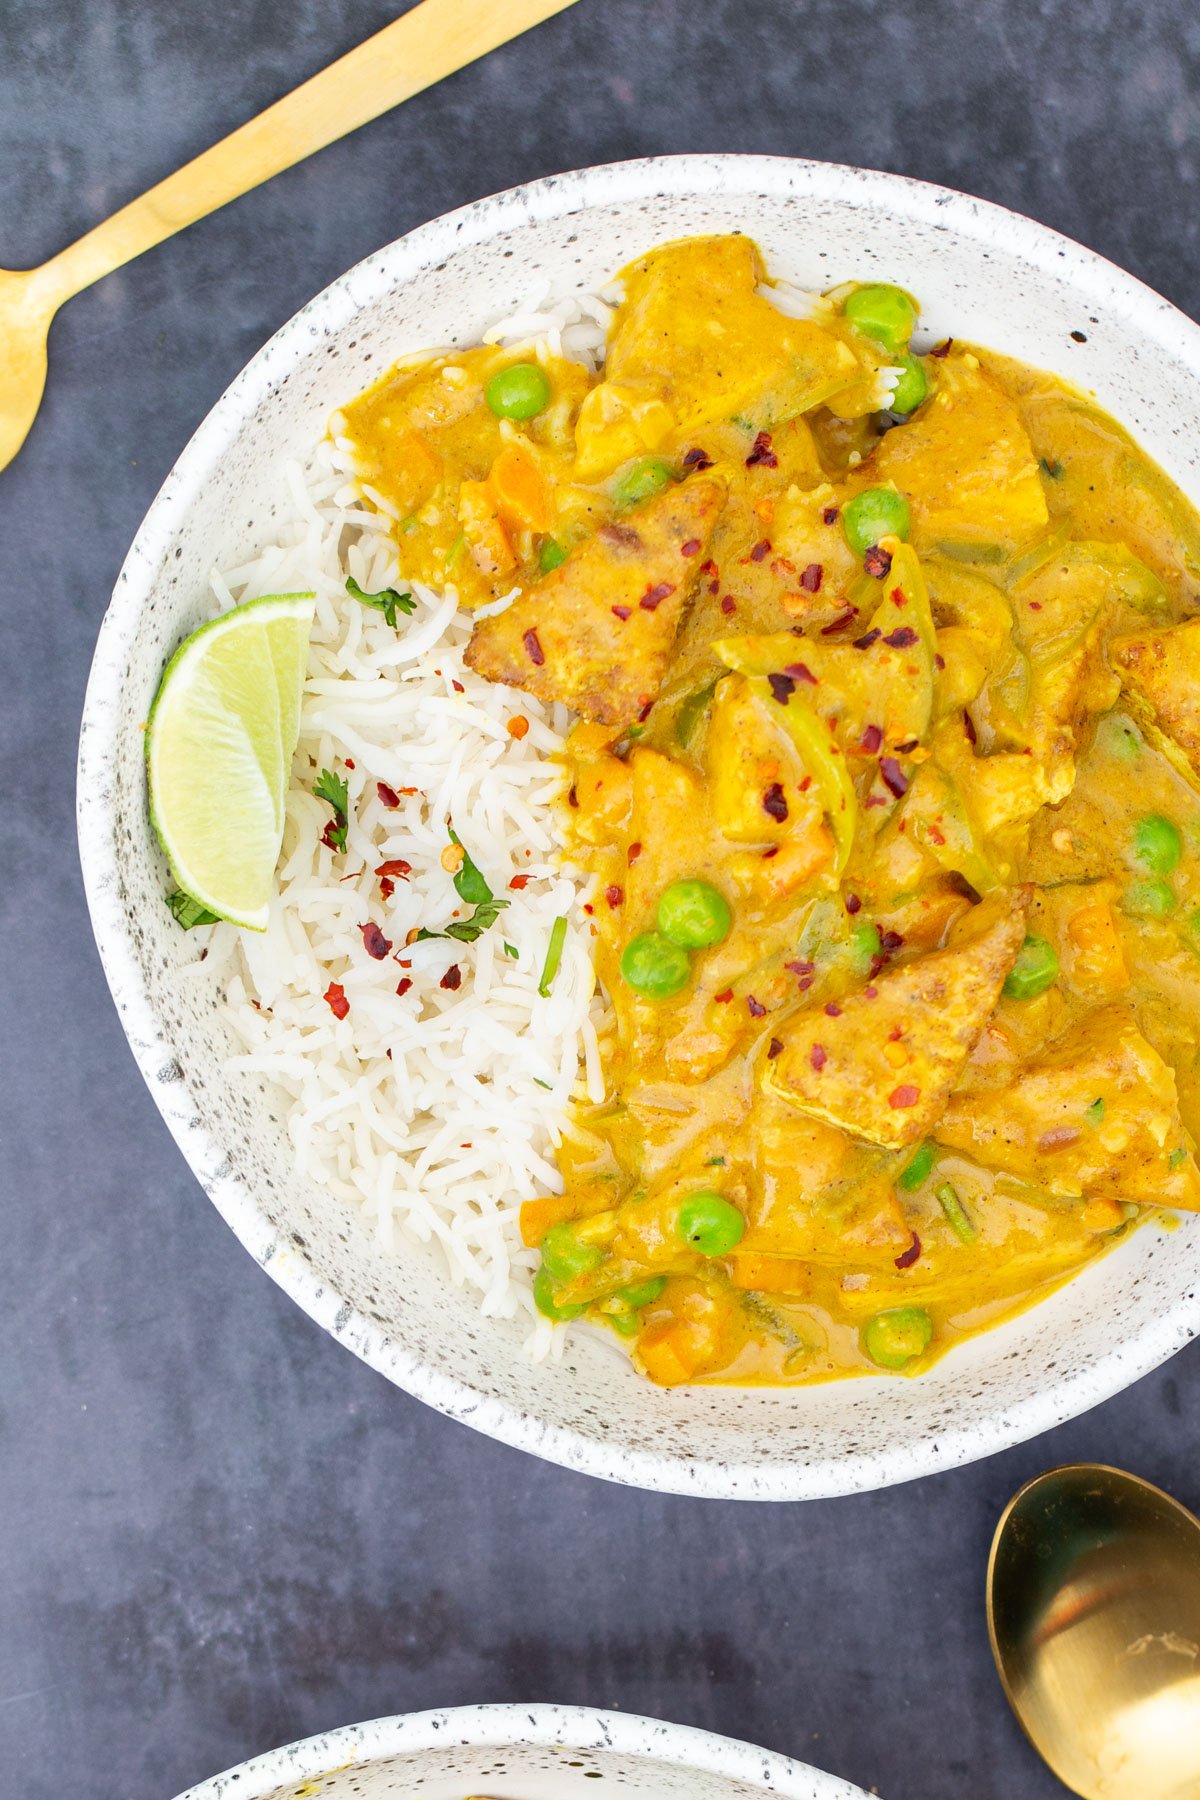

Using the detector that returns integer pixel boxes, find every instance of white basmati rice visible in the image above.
[189,288,615,1358]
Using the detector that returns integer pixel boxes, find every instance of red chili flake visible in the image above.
[638,698,654,722]
[820,608,857,636]
[860,723,883,755]
[720,595,737,615]
[683,446,713,470]
[568,785,579,808]
[344,757,355,770]
[767,1037,784,1059]
[640,581,675,612]
[715,988,734,1004]
[889,586,908,608]
[1038,1126,1082,1152]
[583,902,594,915]
[394,956,411,968]
[889,1083,921,1109]
[323,982,350,1019]
[627,841,642,863]
[883,625,919,649]
[1029,599,1043,612]
[864,985,878,999]
[931,337,954,358]
[864,545,893,579]
[785,959,815,979]
[749,538,771,563]
[360,921,392,960]
[379,879,394,900]
[523,628,545,666]
[745,430,778,469]
[824,1002,843,1017]
[320,820,342,852]
[761,845,779,860]
[785,660,819,685]
[880,757,909,798]
[605,884,624,908]
[853,628,882,650]
[928,824,947,846]
[762,782,788,822]
[452,679,465,693]
[509,874,531,890]
[799,774,813,792]
[880,929,905,954]
[747,995,767,1018]
[376,781,402,808]
[894,1232,922,1271]
[866,795,888,809]
[822,504,840,525]
[440,965,463,991]
[376,859,412,883]
[611,604,632,620]
[768,671,796,704]
[395,977,413,997]
[963,709,978,746]
[810,1043,827,1071]
[846,893,862,915]
[798,562,824,593]
[700,558,720,594]
[934,653,946,670]
[895,738,919,754]
[680,537,702,557]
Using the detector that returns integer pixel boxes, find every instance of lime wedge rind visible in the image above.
[146,592,315,931]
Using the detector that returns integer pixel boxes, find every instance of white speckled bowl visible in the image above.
[171,1704,868,1800]
[80,155,1200,1500]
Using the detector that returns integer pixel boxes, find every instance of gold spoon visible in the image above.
[0,0,581,473]
[988,1462,1200,1799]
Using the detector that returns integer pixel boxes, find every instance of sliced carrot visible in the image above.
[636,1320,704,1387]
[1068,901,1129,992]
[519,1193,582,1247]
[486,442,555,534]
[458,479,515,576]
[727,1251,810,1293]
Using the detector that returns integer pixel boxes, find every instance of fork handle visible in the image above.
[40,0,579,305]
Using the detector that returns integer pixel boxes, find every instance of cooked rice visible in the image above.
[189,288,613,1357]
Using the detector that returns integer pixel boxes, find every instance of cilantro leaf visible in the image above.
[314,767,349,851]
[448,825,493,905]
[503,941,519,959]
[416,897,510,944]
[345,575,416,628]
[167,889,219,929]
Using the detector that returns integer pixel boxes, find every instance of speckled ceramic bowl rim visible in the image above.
[171,1702,861,1799]
[79,154,1200,1501]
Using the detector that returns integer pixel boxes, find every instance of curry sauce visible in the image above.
[342,235,1200,1387]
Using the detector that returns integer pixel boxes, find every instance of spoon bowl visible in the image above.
[988,1463,1200,1800]
[0,267,57,470]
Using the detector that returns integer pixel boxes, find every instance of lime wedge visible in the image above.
[146,592,315,930]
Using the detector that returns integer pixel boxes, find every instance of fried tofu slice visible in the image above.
[763,889,1029,1149]
[935,1007,1200,1210]
[1111,618,1200,784]
[463,475,725,725]
[871,352,1049,549]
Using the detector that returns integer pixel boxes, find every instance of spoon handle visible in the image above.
[37,0,580,306]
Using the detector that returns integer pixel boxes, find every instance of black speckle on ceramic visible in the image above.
[171,1704,867,1800]
[78,154,1200,1502]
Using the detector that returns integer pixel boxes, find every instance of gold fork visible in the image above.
[0,0,581,473]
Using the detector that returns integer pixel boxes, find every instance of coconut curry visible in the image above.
[342,234,1200,1386]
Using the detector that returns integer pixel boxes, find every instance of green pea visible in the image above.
[620,931,692,999]
[607,1307,642,1337]
[898,1141,936,1191]
[533,1265,585,1321]
[843,486,911,555]
[485,361,551,420]
[656,879,732,950]
[849,920,883,969]
[1002,934,1060,1000]
[1086,1098,1106,1126]
[842,283,917,353]
[861,1306,933,1370]
[539,1221,604,1283]
[676,1192,745,1257]
[612,456,674,510]
[1132,813,1182,875]
[538,536,567,573]
[889,353,929,415]
[1124,877,1176,919]
[619,1276,667,1309]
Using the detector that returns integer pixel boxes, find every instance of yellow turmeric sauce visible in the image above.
[341,235,1200,1387]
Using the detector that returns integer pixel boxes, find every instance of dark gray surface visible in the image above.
[3,2,1199,1795]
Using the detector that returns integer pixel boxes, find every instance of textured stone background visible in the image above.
[3,2,1200,1796]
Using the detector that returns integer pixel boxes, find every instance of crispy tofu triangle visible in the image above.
[935,1007,1200,1210]
[1111,618,1200,788]
[464,475,725,726]
[764,889,1029,1149]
